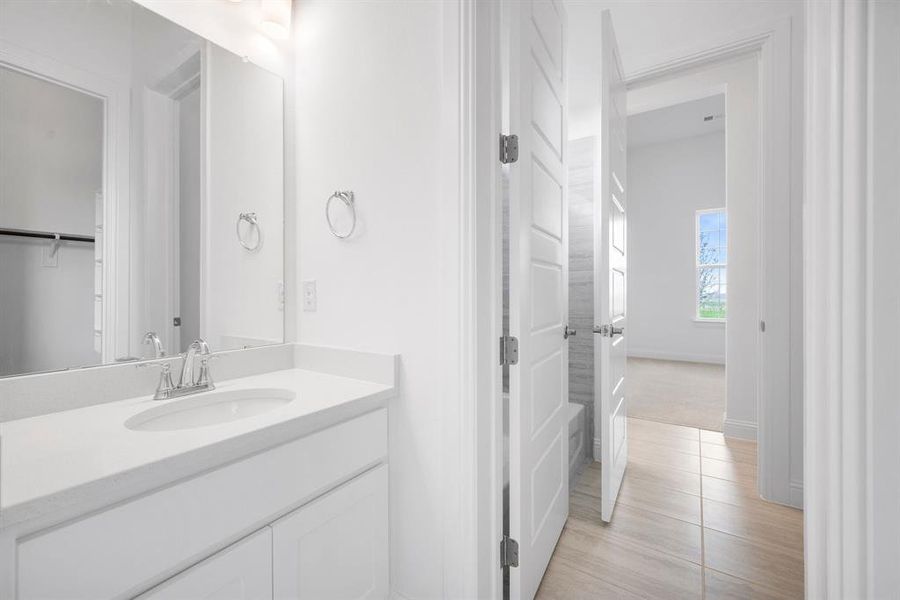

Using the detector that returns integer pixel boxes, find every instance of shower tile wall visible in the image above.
[568,137,595,459]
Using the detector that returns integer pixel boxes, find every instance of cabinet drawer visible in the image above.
[17,409,387,599]
[273,465,389,600]
[138,528,272,600]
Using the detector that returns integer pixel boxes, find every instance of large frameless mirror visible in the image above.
[0,0,285,377]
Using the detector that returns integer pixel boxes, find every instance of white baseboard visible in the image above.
[626,347,726,365]
[723,416,757,440]
[789,480,804,508]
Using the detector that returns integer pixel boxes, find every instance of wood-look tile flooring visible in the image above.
[536,418,804,599]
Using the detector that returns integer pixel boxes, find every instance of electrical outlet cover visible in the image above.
[302,280,317,312]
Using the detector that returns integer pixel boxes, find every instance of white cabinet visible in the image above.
[139,529,273,600]
[273,465,389,600]
[15,409,387,600]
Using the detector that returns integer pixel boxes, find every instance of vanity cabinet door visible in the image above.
[272,465,388,599]
[139,528,272,600]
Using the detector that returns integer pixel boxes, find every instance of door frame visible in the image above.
[142,50,203,353]
[804,1,900,596]
[467,12,802,600]
[623,17,800,509]
[0,40,130,363]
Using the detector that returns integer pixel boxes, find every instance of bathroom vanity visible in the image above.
[0,345,395,599]
[0,2,399,597]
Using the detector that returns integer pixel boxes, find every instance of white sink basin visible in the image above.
[126,388,295,432]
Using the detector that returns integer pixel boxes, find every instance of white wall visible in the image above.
[0,66,102,375]
[134,0,288,77]
[292,1,463,597]
[627,131,726,364]
[628,55,759,435]
[204,44,284,350]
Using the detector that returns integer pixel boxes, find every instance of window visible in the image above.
[696,209,727,320]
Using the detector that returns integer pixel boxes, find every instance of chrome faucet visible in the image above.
[146,338,215,400]
[143,332,165,358]
[179,339,212,389]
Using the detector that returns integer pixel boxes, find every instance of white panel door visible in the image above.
[594,10,628,523]
[138,529,272,600]
[507,0,569,598]
[272,465,389,600]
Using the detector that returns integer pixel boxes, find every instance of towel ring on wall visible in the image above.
[236,212,262,251]
[326,190,356,239]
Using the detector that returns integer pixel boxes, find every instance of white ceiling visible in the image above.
[627,94,725,148]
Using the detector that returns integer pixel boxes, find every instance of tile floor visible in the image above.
[536,417,804,599]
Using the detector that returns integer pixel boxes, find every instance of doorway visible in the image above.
[536,26,804,600]
[623,94,727,432]
[480,4,803,599]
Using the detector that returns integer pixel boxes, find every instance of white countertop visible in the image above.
[0,367,392,532]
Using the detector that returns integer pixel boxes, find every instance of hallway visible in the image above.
[536,418,803,599]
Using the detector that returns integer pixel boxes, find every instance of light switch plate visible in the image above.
[302,280,317,312]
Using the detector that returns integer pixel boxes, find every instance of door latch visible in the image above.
[593,324,624,337]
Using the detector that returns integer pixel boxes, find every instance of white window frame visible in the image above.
[695,208,727,322]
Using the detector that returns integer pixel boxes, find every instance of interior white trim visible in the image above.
[442,1,484,598]
[625,22,782,87]
[804,1,900,596]
[470,1,504,598]
[626,348,725,366]
[789,480,803,508]
[625,17,799,508]
[0,40,130,362]
[722,416,757,441]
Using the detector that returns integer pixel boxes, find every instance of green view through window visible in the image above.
[696,209,727,320]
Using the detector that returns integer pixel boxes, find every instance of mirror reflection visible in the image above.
[0,0,285,377]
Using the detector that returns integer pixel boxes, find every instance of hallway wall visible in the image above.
[291,1,464,597]
[627,131,726,364]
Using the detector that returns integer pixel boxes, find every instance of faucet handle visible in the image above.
[140,361,176,400]
[196,355,217,389]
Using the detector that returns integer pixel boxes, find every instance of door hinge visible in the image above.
[499,336,519,366]
[500,535,519,568]
[760,320,766,333]
[500,134,519,164]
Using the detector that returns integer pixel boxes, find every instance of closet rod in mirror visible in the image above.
[0,227,95,243]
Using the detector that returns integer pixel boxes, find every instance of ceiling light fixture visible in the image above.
[259,0,291,40]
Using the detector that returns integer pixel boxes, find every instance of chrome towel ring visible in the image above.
[326,190,356,239]
[236,212,262,251]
